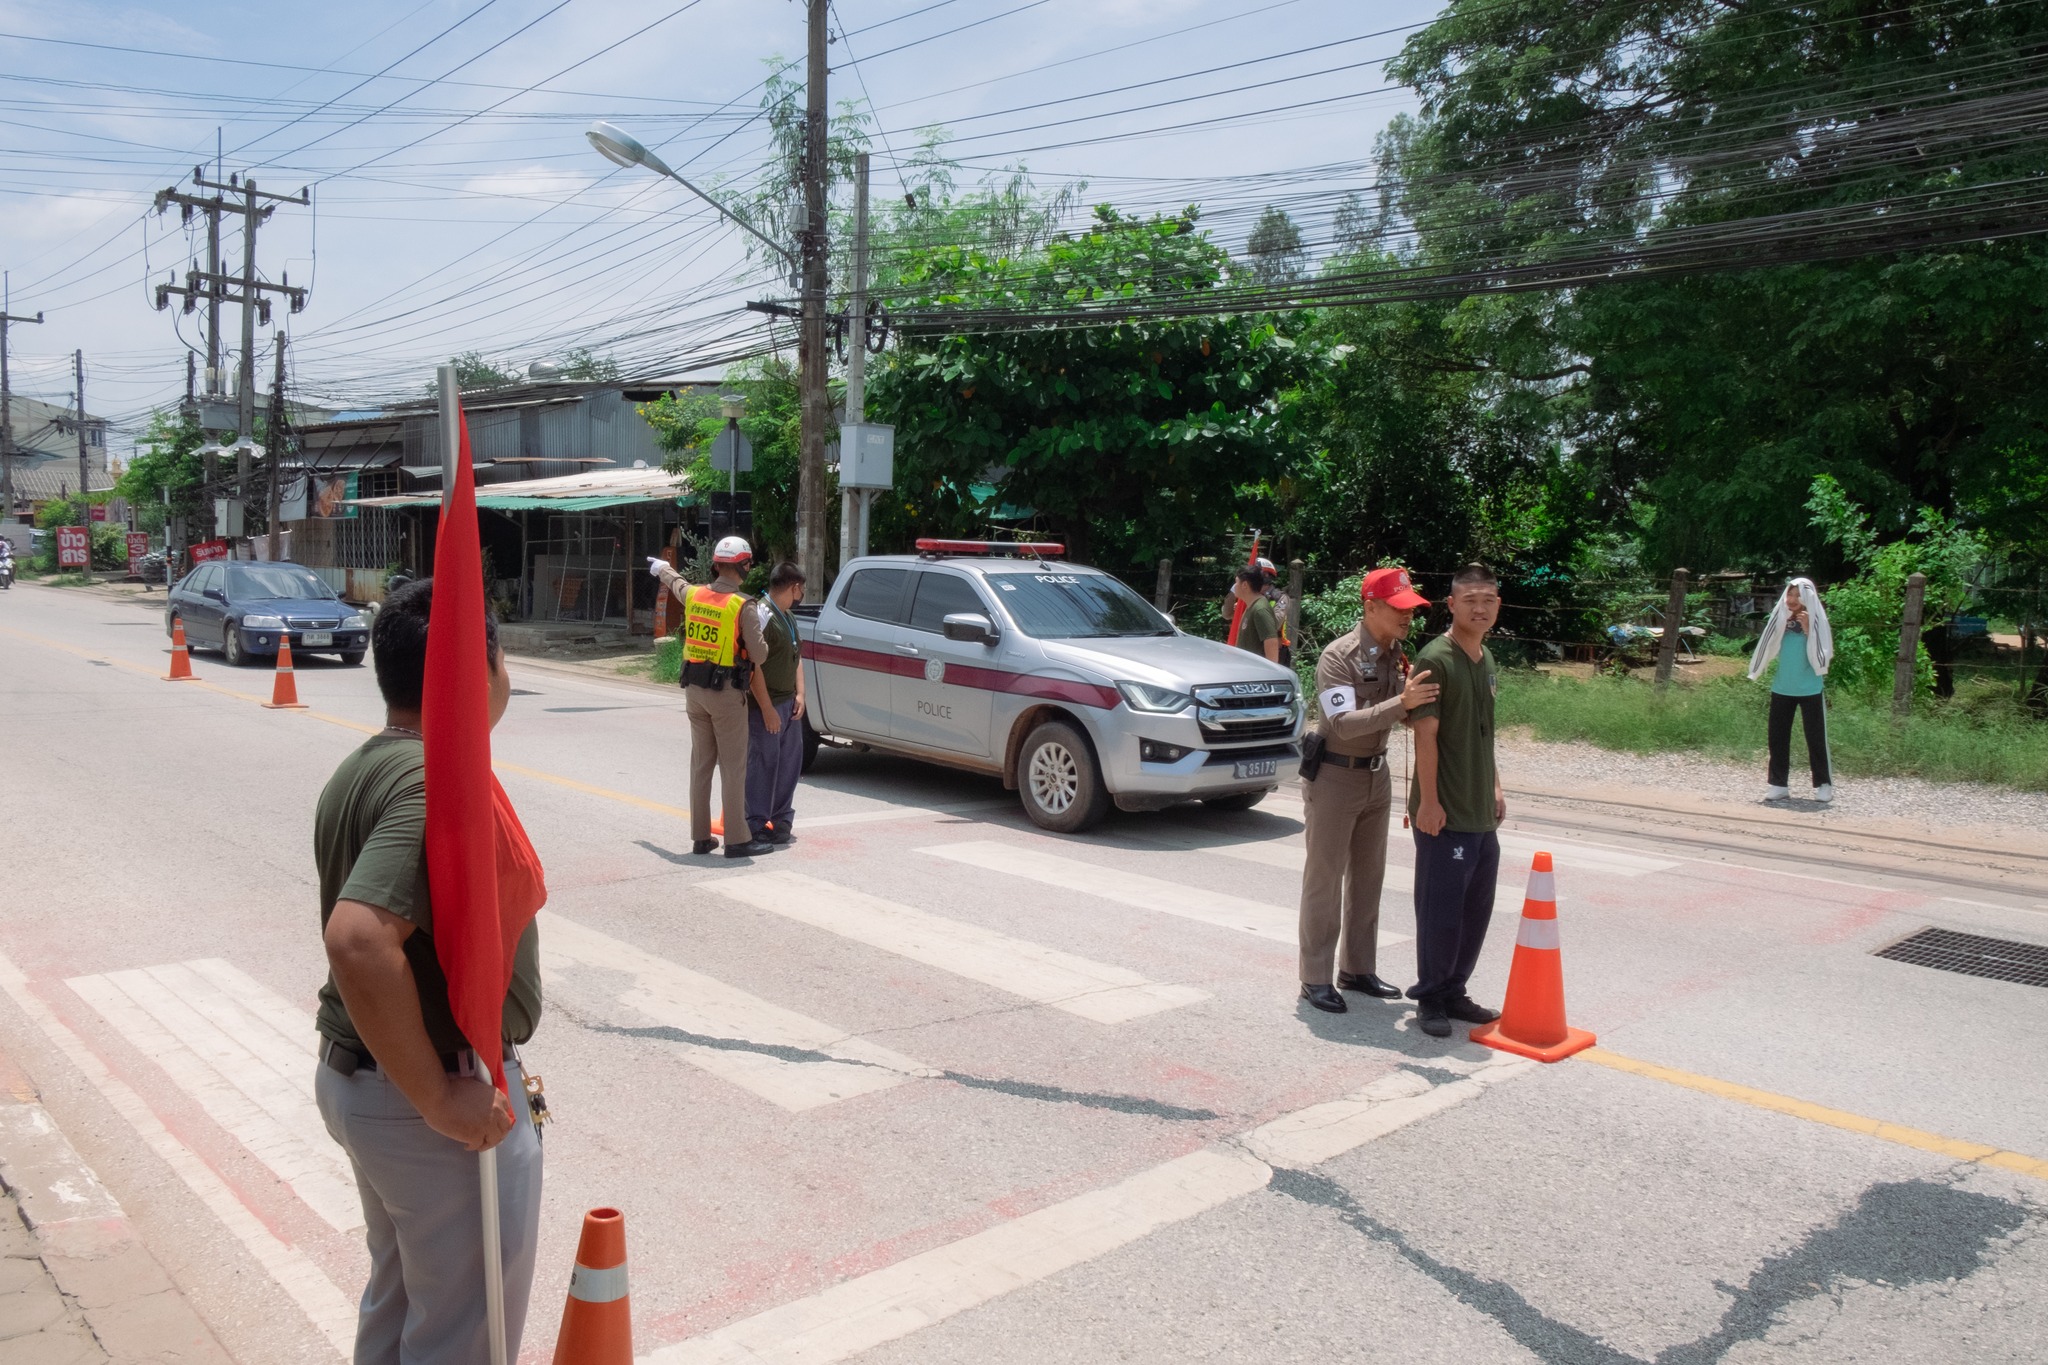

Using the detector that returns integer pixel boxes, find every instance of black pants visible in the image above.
[1767,692,1831,788]
[1408,828,1500,1004]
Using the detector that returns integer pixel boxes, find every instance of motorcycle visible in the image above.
[0,555,14,589]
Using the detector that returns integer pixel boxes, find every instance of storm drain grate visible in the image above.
[1874,927,2048,988]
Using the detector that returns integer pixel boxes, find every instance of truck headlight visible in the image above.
[243,614,286,629]
[1117,681,1192,714]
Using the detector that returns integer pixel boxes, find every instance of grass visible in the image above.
[616,637,682,685]
[1499,670,2048,791]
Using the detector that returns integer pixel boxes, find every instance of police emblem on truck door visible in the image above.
[925,657,945,684]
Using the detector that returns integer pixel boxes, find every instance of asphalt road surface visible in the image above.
[2,581,2043,1365]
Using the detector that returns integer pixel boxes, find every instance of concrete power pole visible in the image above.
[0,273,44,528]
[839,151,871,575]
[797,0,831,581]
[266,333,287,562]
[73,350,90,538]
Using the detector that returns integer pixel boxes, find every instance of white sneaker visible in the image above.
[1814,784,1834,803]
[1765,785,1790,801]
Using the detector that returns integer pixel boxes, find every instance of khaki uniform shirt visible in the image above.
[1313,624,1408,758]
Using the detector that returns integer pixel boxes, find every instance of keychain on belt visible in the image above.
[512,1045,552,1141]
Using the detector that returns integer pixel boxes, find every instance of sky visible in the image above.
[0,0,1444,457]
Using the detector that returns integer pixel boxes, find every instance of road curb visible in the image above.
[0,1075,231,1363]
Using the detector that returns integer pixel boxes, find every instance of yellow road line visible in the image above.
[1579,1047,2048,1181]
[2,623,689,819]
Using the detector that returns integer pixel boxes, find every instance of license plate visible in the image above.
[300,631,332,646]
[1232,758,1277,779]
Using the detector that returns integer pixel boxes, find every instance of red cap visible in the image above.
[1362,566,1428,610]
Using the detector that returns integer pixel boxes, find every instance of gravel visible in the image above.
[1495,728,2048,843]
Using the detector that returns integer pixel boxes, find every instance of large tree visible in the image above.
[867,206,1334,566]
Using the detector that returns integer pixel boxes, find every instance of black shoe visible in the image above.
[723,840,776,858]
[1444,995,1500,1025]
[1415,1000,1453,1038]
[748,831,788,850]
[692,839,718,856]
[764,828,794,845]
[1337,971,1403,999]
[1300,983,1348,1014]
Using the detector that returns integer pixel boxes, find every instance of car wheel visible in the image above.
[223,623,247,667]
[1018,720,1109,833]
[800,716,822,773]
[340,650,365,667]
[1202,790,1268,812]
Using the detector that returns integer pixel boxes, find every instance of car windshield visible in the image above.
[228,564,336,601]
[985,570,1172,639]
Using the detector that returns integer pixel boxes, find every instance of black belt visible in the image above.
[322,1039,466,1077]
[1321,752,1385,770]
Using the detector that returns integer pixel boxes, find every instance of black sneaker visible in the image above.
[1415,1000,1453,1038]
[1444,996,1500,1025]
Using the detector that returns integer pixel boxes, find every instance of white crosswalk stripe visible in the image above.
[706,870,1209,1024]
[66,960,362,1234]
[538,912,930,1112]
[921,840,1412,947]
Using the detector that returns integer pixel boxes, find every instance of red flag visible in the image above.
[423,407,542,1094]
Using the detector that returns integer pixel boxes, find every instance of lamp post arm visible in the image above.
[658,168,796,268]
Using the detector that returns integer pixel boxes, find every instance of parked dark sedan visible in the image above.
[164,561,369,666]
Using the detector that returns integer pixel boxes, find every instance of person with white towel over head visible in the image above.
[1749,578,1835,802]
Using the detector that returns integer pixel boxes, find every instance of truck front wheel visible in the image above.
[1018,720,1109,833]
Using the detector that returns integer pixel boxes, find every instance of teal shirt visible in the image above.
[1772,626,1824,697]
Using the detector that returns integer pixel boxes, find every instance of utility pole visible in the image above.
[0,273,44,528]
[154,167,308,539]
[797,0,830,582]
[266,333,288,562]
[839,151,871,575]
[73,350,90,537]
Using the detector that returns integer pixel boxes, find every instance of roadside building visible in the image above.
[0,394,119,542]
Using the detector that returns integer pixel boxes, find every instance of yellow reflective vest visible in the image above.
[682,585,749,667]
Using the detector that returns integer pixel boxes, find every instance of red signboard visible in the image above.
[55,526,90,568]
[88,504,108,522]
[188,539,229,565]
[126,532,151,576]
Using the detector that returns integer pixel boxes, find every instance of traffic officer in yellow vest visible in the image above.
[1296,566,1438,1013]
[648,536,777,858]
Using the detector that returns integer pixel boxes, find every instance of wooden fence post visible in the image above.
[1287,559,1304,645]
[1655,567,1689,689]
[1893,571,1927,718]
[1154,556,1172,613]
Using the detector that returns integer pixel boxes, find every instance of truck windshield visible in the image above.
[986,571,1172,639]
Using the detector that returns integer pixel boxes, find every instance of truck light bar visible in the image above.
[915,538,1066,558]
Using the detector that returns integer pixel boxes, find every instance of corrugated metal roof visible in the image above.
[346,464,687,510]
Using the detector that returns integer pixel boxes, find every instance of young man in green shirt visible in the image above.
[1405,564,1509,1038]
[315,580,545,1361]
[1232,565,1282,662]
[746,560,808,844]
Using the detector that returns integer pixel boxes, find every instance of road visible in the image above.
[2,580,2044,1365]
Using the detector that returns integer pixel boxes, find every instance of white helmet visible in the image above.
[712,534,753,565]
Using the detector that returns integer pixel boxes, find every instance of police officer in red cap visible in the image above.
[1296,566,1438,1013]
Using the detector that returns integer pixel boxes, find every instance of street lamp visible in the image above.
[585,121,795,267]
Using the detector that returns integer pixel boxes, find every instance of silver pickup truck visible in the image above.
[795,542,1302,832]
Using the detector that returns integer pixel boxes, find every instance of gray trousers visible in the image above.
[746,697,801,840]
[687,683,751,843]
[316,1048,543,1365]
[1297,761,1390,984]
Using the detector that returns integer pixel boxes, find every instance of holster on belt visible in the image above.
[1298,729,1326,782]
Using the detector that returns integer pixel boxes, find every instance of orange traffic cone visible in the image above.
[262,636,308,710]
[1469,852,1596,1063]
[709,812,723,837]
[163,619,198,681]
[552,1207,632,1364]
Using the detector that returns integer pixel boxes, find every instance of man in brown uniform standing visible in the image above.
[1297,567,1438,1014]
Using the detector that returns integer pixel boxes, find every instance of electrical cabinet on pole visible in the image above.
[0,272,43,527]
[798,0,830,582]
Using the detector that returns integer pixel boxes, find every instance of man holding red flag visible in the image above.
[314,408,548,1362]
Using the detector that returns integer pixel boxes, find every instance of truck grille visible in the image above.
[1193,682,1298,745]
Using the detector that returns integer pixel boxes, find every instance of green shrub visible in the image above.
[650,636,682,685]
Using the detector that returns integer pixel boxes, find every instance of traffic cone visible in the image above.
[262,636,308,710]
[709,811,723,837]
[552,1207,632,1364]
[1469,852,1596,1063]
[163,620,198,681]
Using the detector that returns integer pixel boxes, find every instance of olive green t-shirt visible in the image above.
[1406,632,1500,834]
[758,599,800,704]
[1236,596,1280,656]
[314,734,541,1057]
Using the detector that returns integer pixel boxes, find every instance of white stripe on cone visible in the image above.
[568,1260,629,1304]
[1515,917,1561,951]
[1525,870,1556,903]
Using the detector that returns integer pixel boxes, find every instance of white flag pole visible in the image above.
[438,362,509,1365]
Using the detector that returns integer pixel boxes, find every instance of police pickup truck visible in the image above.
[795,540,1302,832]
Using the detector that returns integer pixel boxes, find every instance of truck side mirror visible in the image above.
[942,612,998,645]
